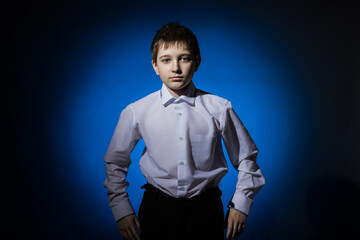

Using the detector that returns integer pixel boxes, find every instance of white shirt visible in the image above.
[104,82,265,221]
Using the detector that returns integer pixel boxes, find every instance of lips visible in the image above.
[170,76,183,81]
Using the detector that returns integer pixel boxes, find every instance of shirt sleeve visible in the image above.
[103,106,141,222]
[220,101,265,215]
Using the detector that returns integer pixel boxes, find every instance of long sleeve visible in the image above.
[221,101,265,215]
[103,106,141,222]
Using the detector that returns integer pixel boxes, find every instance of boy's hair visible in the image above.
[151,22,200,64]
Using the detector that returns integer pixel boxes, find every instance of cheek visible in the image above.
[158,70,170,81]
[159,68,169,76]
[184,64,195,76]
[158,64,171,73]
[180,62,189,71]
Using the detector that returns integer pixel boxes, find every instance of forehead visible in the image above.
[158,41,191,55]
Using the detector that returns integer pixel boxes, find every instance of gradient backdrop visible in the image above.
[9,0,359,239]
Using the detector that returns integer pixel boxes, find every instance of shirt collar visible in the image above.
[160,82,196,107]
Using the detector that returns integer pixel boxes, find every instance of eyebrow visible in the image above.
[159,53,191,59]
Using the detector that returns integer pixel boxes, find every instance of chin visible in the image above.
[169,82,186,90]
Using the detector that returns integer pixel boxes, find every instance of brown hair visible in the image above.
[151,22,201,64]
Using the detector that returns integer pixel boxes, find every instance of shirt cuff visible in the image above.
[110,199,135,222]
[229,193,254,216]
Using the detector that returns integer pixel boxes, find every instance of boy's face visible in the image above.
[152,42,200,98]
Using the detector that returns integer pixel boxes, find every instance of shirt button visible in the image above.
[179,137,183,141]
[178,113,182,116]
[180,162,184,165]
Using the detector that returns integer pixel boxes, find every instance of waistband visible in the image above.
[141,183,222,204]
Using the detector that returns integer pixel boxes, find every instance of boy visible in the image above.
[104,22,265,240]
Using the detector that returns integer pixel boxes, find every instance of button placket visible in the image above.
[174,104,187,197]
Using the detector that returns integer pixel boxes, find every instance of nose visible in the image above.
[172,60,182,73]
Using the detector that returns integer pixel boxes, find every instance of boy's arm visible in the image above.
[103,106,141,222]
[221,101,266,216]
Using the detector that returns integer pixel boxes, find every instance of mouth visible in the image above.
[170,76,184,81]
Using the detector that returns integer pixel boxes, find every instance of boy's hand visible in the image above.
[226,208,247,240]
[117,214,141,240]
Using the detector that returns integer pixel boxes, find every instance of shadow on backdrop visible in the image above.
[306,175,360,239]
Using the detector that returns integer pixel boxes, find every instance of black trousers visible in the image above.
[138,184,224,240]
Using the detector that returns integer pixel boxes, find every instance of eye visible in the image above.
[161,58,171,63]
[180,57,190,62]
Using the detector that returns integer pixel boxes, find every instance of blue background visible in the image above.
[9,0,359,239]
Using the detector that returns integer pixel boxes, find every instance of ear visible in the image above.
[152,60,160,75]
[194,56,201,72]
